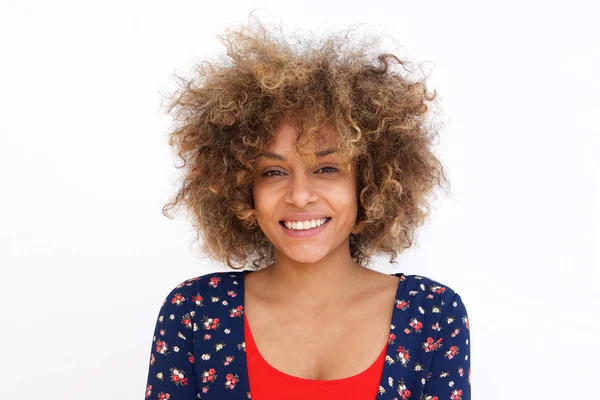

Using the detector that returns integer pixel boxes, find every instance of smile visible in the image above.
[280,217,331,230]
[279,217,332,238]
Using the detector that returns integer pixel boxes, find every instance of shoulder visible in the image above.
[399,273,469,318]
[401,273,460,297]
[156,270,246,309]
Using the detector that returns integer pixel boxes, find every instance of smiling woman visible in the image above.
[144,15,470,400]
[251,119,359,264]
[159,18,450,271]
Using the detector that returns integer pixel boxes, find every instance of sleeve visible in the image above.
[422,292,471,400]
[144,283,199,399]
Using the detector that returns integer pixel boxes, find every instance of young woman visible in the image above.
[144,19,471,400]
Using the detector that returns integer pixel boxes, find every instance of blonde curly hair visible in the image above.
[161,17,450,270]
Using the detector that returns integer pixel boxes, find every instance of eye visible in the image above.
[261,166,339,177]
[262,170,284,177]
[317,166,339,173]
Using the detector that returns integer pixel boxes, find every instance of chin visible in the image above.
[282,248,330,264]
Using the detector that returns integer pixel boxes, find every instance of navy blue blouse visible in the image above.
[144,270,471,399]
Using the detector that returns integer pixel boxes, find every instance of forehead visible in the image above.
[260,147,338,163]
[258,118,355,172]
[267,119,339,153]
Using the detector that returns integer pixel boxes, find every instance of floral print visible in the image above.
[145,271,470,399]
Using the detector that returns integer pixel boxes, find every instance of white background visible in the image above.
[1,0,598,398]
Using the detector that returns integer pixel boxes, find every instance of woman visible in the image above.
[144,19,470,400]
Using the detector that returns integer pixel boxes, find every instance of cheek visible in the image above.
[333,179,358,205]
[252,186,276,214]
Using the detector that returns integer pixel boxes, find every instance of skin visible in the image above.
[246,118,402,380]
[250,118,392,310]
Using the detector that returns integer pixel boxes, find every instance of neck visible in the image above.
[261,241,367,308]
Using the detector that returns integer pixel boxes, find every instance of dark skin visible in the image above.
[246,118,401,380]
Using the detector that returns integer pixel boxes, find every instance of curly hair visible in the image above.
[161,17,450,271]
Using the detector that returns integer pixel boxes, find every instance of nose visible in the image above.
[284,173,318,207]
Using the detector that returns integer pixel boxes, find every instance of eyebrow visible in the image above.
[260,148,337,161]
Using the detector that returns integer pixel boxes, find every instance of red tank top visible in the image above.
[244,313,387,399]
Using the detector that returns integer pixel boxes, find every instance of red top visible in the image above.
[244,313,387,399]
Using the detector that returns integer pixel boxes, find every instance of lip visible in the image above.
[280,217,331,238]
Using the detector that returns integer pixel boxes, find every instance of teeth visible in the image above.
[283,218,328,230]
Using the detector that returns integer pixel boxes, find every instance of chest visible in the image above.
[243,284,398,381]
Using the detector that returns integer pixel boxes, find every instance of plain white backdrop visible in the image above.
[1,0,598,398]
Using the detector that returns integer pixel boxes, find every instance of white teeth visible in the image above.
[283,218,328,230]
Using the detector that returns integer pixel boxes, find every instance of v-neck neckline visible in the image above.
[236,270,406,397]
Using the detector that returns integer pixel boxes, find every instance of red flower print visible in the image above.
[170,367,188,386]
[409,318,423,332]
[145,384,152,398]
[450,389,463,400]
[201,368,217,383]
[209,276,221,288]
[444,345,459,360]
[202,316,220,330]
[395,299,410,310]
[157,393,170,400]
[227,290,237,297]
[389,332,396,344]
[422,337,443,352]
[187,352,195,363]
[395,345,411,367]
[171,293,185,305]
[229,305,243,317]
[225,373,239,390]
[430,285,446,295]
[192,293,204,306]
[181,313,192,329]
[396,378,411,399]
[155,339,169,356]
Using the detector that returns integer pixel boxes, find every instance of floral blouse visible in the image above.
[144,270,471,399]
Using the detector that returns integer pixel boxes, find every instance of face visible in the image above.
[252,119,358,265]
